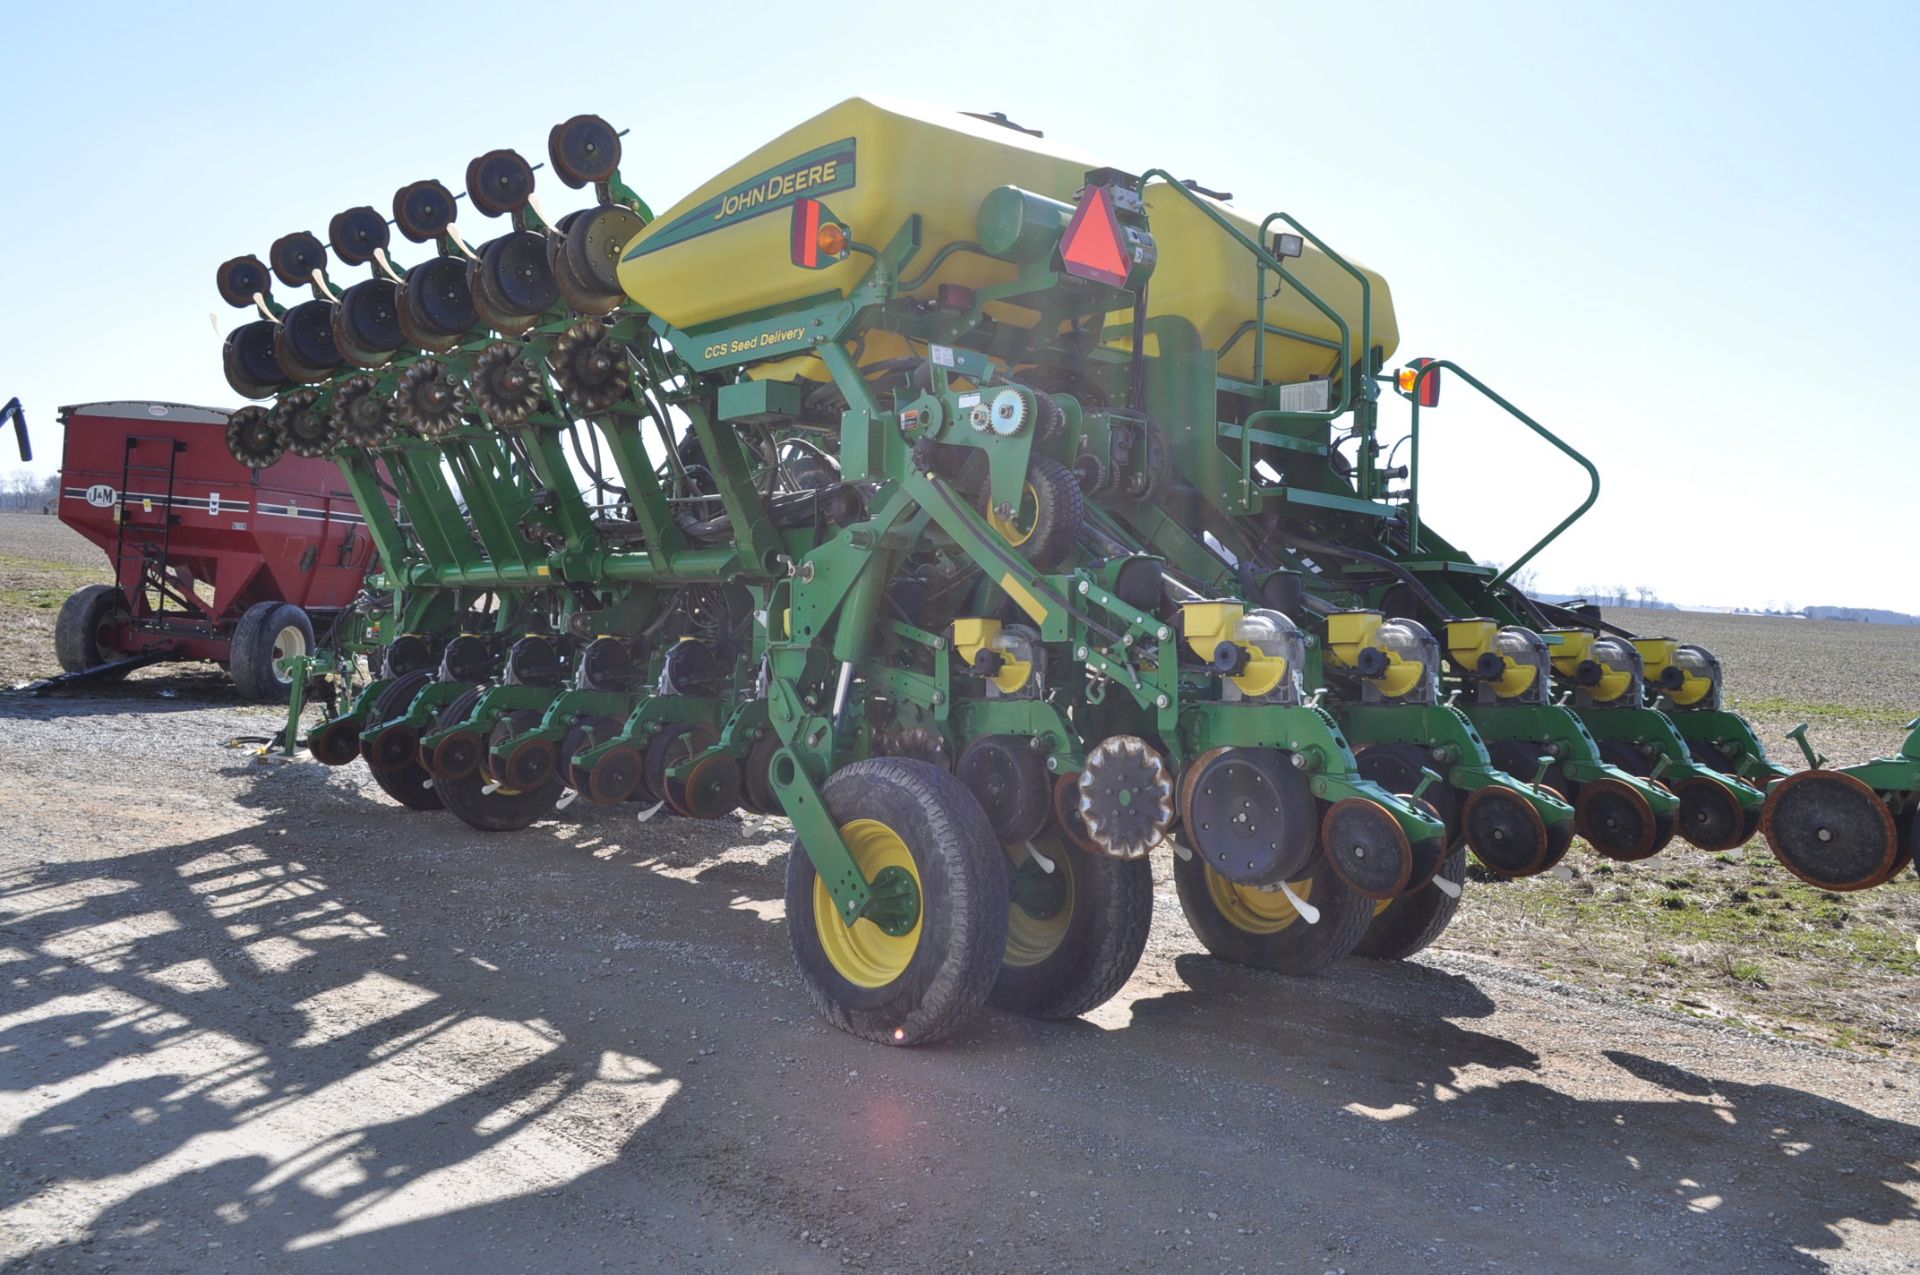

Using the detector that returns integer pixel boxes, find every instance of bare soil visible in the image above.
[0,534,1915,1272]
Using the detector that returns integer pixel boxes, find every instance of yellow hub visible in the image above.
[813,818,924,988]
[987,482,1041,547]
[1003,839,1075,967]
[1205,866,1313,935]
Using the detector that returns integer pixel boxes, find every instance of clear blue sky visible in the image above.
[2,1,1913,611]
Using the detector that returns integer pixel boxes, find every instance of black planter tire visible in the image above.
[1351,846,1468,961]
[990,835,1153,1019]
[1172,848,1372,976]
[784,758,1010,1045]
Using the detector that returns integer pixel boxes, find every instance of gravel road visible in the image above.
[1,685,1916,1274]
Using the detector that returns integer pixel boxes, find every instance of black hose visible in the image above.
[1287,532,1457,623]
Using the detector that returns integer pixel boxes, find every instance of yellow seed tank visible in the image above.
[616,97,1396,385]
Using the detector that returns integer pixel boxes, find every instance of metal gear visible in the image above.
[551,320,629,413]
[226,405,284,469]
[395,359,468,437]
[272,390,333,459]
[472,341,545,425]
[1078,735,1174,859]
[331,375,393,446]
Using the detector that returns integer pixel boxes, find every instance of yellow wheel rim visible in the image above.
[1003,839,1074,967]
[1204,866,1313,935]
[986,482,1041,547]
[813,818,923,988]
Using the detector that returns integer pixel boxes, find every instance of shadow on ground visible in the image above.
[0,756,1913,1272]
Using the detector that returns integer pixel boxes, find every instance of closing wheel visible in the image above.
[431,689,561,832]
[331,375,394,446]
[361,670,443,811]
[1760,770,1899,892]
[1673,775,1754,852]
[585,745,644,806]
[549,114,622,188]
[217,255,273,309]
[1461,785,1569,877]
[1354,846,1470,961]
[670,754,742,819]
[956,734,1052,844]
[226,405,284,468]
[784,758,1011,1045]
[223,321,286,400]
[1320,798,1415,901]
[307,718,362,768]
[1172,849,1374,976]
[466,148,535,217]
[1576,777,1672,861]
[394,179,457,243]
[990,835,1153,1020]
[328,205,391,266]
[1177,746,1316,885]
[272,390,334,459]
[981,454,1083,571]
[269,231,328,288]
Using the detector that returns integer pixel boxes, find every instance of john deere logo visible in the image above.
[625,139,856,259]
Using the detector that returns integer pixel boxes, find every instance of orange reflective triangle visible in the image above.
[1061,187,1129,286]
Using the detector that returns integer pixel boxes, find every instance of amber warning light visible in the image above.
[1397,358,1441,408]
[790,197,850,270]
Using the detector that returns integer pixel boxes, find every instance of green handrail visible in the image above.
[1255,211,1374,393]
[1136,170,1353,419]
[1405,361,1599,587]
[1136,171,1359,510]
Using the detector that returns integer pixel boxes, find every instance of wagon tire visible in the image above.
[229,601,315,703]
[54,584,131,677]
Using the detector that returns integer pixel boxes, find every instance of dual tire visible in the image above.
[787,758,1157,1044]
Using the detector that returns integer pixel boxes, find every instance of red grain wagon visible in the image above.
[49,400,376,699]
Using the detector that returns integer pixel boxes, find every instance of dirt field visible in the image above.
[1,518,1916,1272]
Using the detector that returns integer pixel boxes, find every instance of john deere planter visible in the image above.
[214,98,1909,1047]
